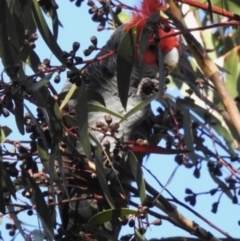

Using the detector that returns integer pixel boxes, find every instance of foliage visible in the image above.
[0,0,240,240]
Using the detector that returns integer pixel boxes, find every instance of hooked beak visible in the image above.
[163,47,179,76]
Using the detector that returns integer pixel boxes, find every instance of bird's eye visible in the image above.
[148,44,156,52]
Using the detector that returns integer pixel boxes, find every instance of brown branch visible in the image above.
[145,181,233,241]
[175,0,240,21]
[166,0,240,140]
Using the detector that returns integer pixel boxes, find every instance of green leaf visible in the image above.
[209,171,233,201]
[225,49,240,99]
[1,164,16,200]
[94,147,115,209]
[171,96,238,155]
[24,104,49,154]
[14,98,25,135]
[0,0,15,67]
[59,87,107,108]
[121,93,158,123]
[76,83,92,160]
[88,208,138,225]
[20,46,41,73]
[22,171,54,240]
[37,139,58,181]
[86,88,106,106]
[30,73,54,92]
[117,27,136,109]
[128,151,146,203]
[1,126,12,137]
[31,0,64,63]
[180,105,197,164]
[59,84,77,110]
[135,228,148,241]
[48,8,60,40]
[7,205,28,241]
[0,128,5,143]
[88,103,124,120]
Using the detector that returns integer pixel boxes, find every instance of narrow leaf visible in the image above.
[77,83,92,160]
[128,151,146,203]
[88,103,124,120]
[31,0,64,63]
[181,107,197,164]
[121,93,158,123]
[135,228,148,241]
[30,73,54,92]
[117,28,136,109]
[14,98,25,135]
[59,87,106,108]
[22,171,54,240]
[94,147,115,209]
[59,84,77,110]
[88,208,138,225]
[7,205,28,241]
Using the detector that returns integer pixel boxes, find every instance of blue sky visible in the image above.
[0,1,239,240]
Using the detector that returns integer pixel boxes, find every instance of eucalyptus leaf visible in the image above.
[117,27,136,109]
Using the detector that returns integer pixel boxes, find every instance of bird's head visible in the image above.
[124,0,179,74]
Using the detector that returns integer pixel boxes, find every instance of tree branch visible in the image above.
[166,0,240,139]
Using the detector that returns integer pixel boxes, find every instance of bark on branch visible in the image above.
[166,0,240,139]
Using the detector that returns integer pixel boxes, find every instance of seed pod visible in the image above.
[66,59,73,68]
[101,125,109,133]
[75,56,83,64]
[43,58,50,67]
[151,219,162,226]
[27,209,33,216]
[90,36,98,47]
[72,42,80,52]
[96,121,106,128]
[104,114,112,125]
[103,140,110,150]
[75,0,82,7]
[83,48,93,57]
[115,6,122,15]
[109,122,119,132]
[2,109,10,117]
[97,23,105,31]
[54,74,61,84]
[89,5,98,14]
[128,219,135,228]
[87,0,94,6]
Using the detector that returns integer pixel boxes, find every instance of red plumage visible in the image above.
[124,0,179,65]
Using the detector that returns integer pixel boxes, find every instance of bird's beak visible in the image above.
[163,47,179,76]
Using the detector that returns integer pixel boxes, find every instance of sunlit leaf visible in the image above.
[88,208,138,225]
[88,103,124,120]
